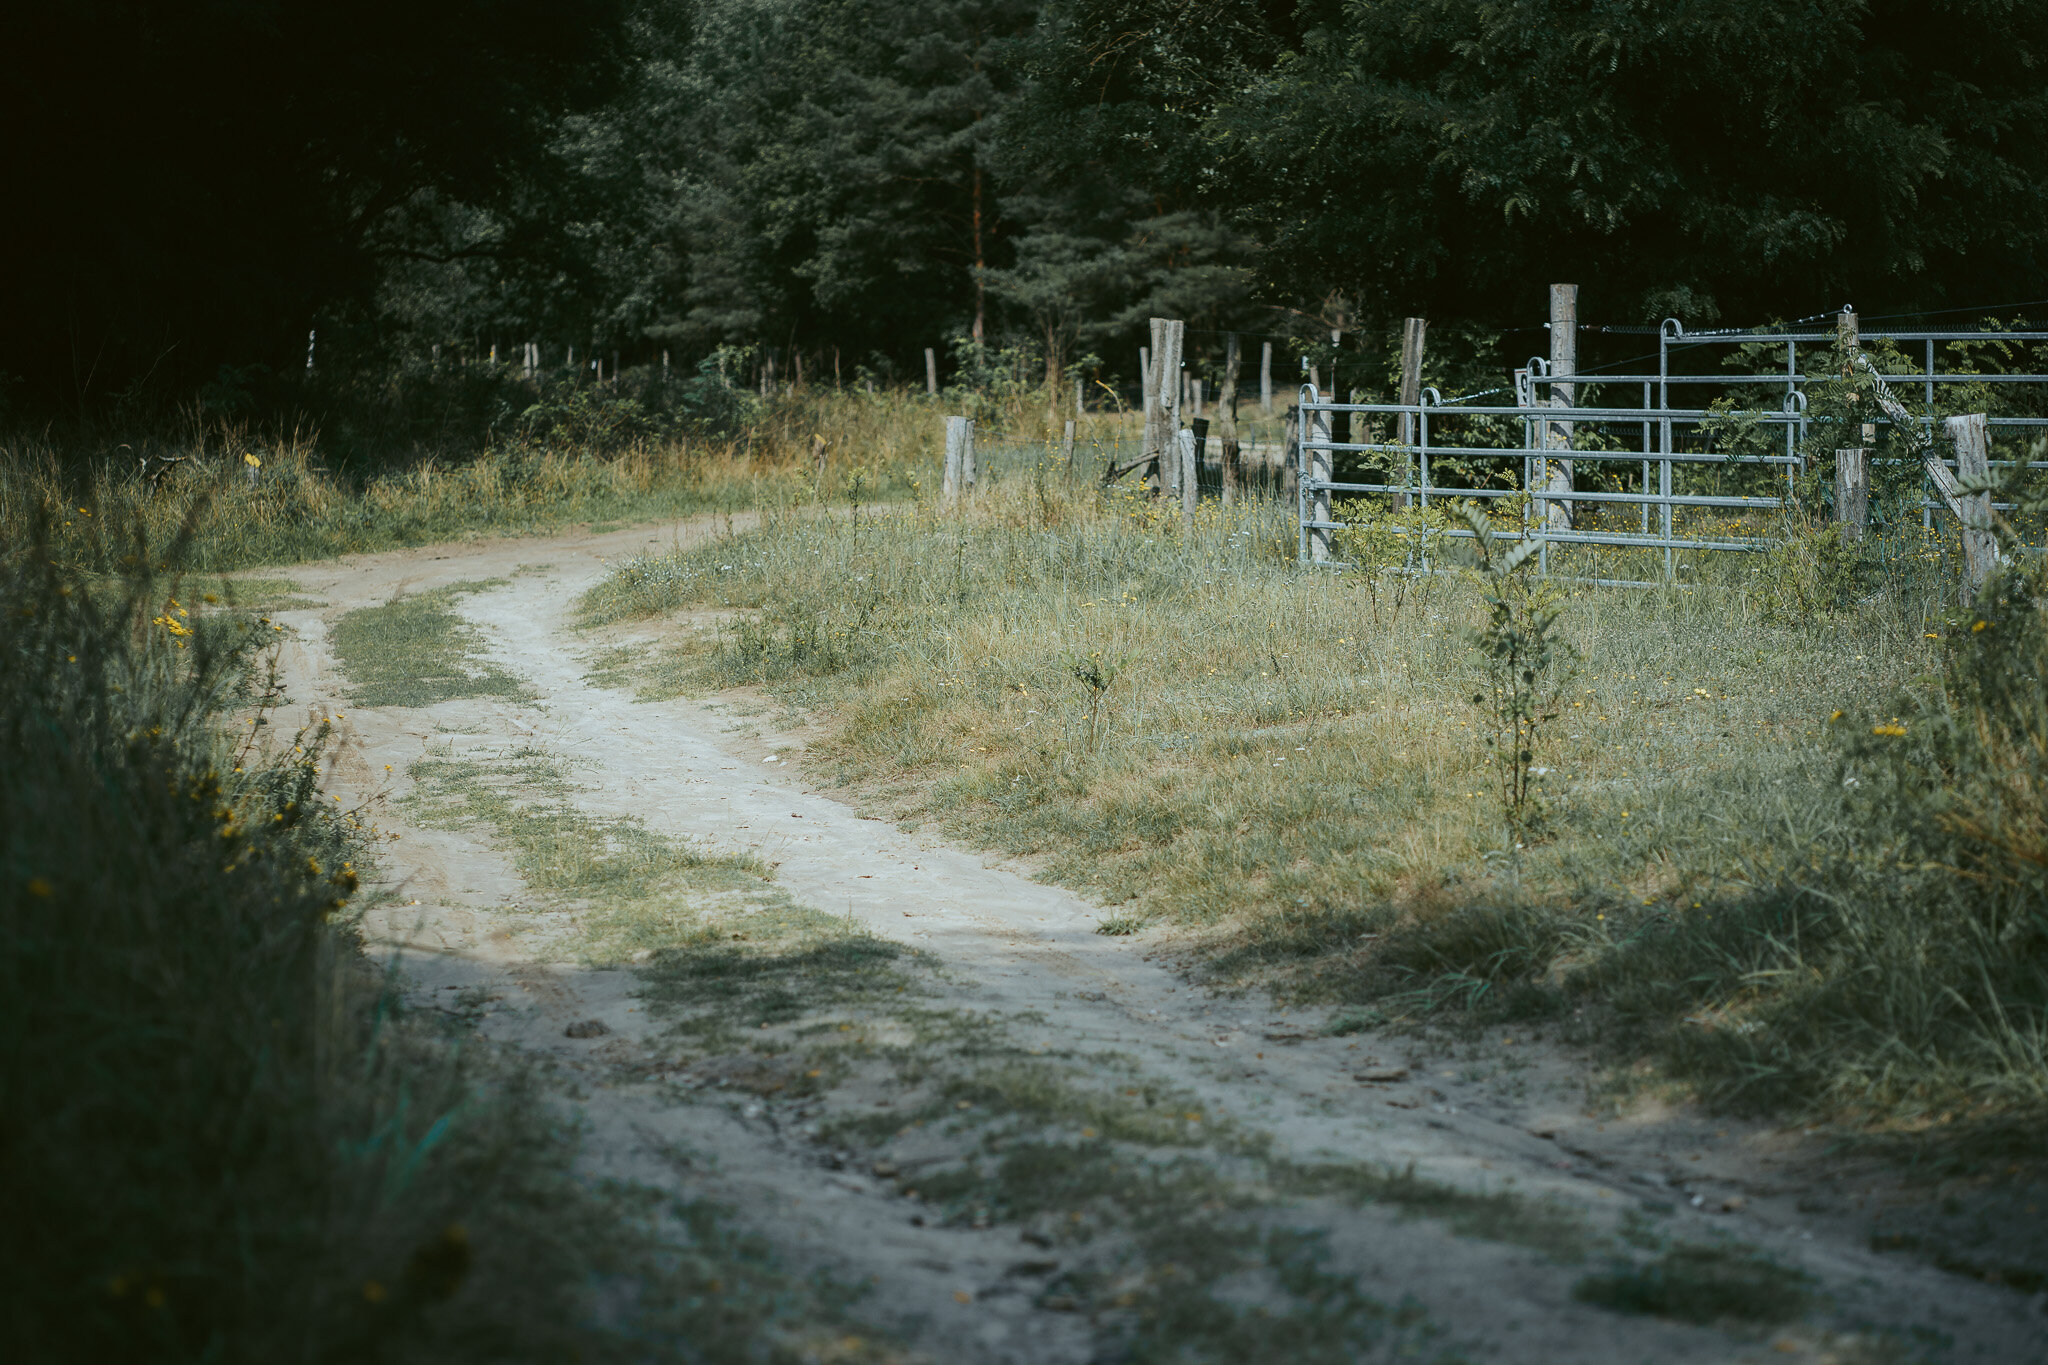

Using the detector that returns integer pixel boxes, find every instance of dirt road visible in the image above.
[264,519,2044,1364]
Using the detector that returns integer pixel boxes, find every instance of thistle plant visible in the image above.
[1461,503,1576,833]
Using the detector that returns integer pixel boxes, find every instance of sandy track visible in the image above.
[263,519,2044,1363]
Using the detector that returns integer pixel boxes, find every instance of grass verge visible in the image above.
[0,528,894,1361]
[578,460,2048,1146]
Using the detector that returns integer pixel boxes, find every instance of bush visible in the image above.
[0,523,615,1360]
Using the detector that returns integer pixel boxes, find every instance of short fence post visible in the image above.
[1308,395,1333,563]
[1834,448,1869,541]
[1179,428,1198,532]
[1946,413,1998,589]
[1061,418,1076,471]
[943,416,970,506]
[926,348,939,397]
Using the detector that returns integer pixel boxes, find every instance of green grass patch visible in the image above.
[1572,1242,1815,1325]
[1276,1161,1590,1262]
[332,581,527,708]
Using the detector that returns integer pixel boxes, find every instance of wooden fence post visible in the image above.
[1062,419,1076,471]
[1160,320,1185,498]
[1260,341,1274,414]
[1142,327,1162,497]
[1179,427,1198,532]
[1946,413,1998,589]
[1834,448,1869,541]
[1308,397,1333,562]
[942,416,973,505]
[1546,285,1576,531]
[925,348,939,397]
[1218,333,1242,505]
[1396,318,1426,510]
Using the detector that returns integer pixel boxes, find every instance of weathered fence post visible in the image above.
[1834,448,1869,540]
[943,416,975,506]
[1062,419,1077,471]
[1073,377,1083,417]
[1947,413,1998,589]
[1141,327,1162,497]
[1179,426,1198,532]
[1260,341,1274,414]
[1308,396,1333,562]
[1146,319,1184,499]
[1396,318,1427,510]
[1218,333,1242,505]
[1546,285,1577,531]
[925,348,939,397]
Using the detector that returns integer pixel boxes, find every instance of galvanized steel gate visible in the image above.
[1295,319,2048,575]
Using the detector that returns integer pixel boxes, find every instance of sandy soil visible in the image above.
[260,518,2047,1364]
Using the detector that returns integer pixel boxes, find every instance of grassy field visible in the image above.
[583,456,2048,1152]
[0,386,1000,573]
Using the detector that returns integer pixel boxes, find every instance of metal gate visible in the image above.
[1296,319,2048,575]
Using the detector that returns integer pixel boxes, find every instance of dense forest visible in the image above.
[7,0,2048,411]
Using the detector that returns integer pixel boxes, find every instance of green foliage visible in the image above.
[1207,0,2048,325]
[1460,504,1575,832]
[0,532,600,1359]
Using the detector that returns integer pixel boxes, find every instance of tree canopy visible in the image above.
[8,0,2047,406]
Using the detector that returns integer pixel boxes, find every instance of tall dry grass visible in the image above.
[583,453,2046,1141]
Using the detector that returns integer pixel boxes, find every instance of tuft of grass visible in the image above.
[1275,1161,1589,1261]
[1572,1242,1815,1325]
[332,581,527,708]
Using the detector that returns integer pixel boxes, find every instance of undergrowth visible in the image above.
[0,522,888,1360]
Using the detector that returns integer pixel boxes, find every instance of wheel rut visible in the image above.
[257,519,2044,1364]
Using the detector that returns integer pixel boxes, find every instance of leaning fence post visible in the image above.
[1946,413,1998,589]
[1834,448,1869,541]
